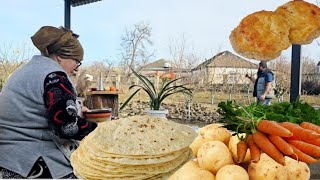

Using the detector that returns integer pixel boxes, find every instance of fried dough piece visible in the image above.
[275,0,320,45]
[230,11,291,61]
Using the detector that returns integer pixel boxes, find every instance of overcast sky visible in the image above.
[0,0,319,65]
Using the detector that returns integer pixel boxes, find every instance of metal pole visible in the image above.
[64,0,71,29]
[290,44,302,102]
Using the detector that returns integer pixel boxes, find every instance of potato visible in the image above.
[216,165,249,180]
[190,124,232,157]
[168,161,215,180]
[178,160,200,169]
[228,134,251,163]
[248,153,287,180]
[198,141,234,174]
[199,123,224,134]
[284,156,310,180]
[199,124,231,145]
[190,135,207,157]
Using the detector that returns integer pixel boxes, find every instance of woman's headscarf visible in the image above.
[31,26,84,61]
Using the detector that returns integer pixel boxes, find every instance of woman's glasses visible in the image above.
[74,59,82,69]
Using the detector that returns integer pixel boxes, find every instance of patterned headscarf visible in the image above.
[31,26,84,61]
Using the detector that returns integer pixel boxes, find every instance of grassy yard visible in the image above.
[119,90,320,108]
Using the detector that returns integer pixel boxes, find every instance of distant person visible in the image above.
[0,26,97,178]
[246,61,274,105]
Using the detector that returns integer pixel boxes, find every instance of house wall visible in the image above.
[193,67,257,85]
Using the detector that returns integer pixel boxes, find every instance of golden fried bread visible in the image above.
[230,11,291,61]
[275,1,320,45]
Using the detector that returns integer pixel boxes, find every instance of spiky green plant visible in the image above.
[120,68,192,111]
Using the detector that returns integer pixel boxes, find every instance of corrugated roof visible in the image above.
[70,0,102,7]
[193,51,258,70]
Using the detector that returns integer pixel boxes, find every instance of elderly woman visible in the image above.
[0,26,97,178]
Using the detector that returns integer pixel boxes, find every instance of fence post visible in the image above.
[185,94,192,121]
[211,95,215,105]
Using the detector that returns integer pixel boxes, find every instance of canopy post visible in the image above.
[290,44,302,102]
[64,0,71,29]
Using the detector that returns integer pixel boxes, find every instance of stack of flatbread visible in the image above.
[70,115,197,180]
[230,0,320,61]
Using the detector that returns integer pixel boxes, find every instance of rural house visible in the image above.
[191,51,258,86]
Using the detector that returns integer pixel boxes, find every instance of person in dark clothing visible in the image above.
[0,26,97,178]
[246,61,274,105]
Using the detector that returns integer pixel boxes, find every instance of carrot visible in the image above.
[237,140,248,163]
[280,122,320,141]
[300,122,320,134]
[289,144,318,164]
[257,120,293,137]
[268,135,294,156]
[288,140,320,158]
[247,134,260,163]
[252,131,285,165]
[303,138,320,147]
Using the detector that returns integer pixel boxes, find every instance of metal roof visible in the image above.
[70,0,102,7]
[192,51,258,70]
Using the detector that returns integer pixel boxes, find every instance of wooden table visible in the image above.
[85,90,122,117]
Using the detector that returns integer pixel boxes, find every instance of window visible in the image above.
[228,74,239,83]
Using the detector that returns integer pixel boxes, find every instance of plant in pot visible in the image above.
[120,68,192,118]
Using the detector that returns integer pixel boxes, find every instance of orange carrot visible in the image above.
[257,120,293,137]
[303,138,320,147]
[280,122,320,141]
[288,140,320,158]
[247,134,260,163]
[300,122,320,134]
[237,140,248,163]
[253,131,285,165]
[268,135,294,156]
[289,144,318,164]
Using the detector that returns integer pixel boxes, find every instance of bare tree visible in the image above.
[119,22,154,78]
[169,35,186,68]
[0,42,35,90]
[300,56,319,95]
[269,55,320,97]
[71,58,114,96]
[73,69,93,97]
[302,56,317,75]
[168,34,201,78]
[87,60,113,79]
[268,56,291,101]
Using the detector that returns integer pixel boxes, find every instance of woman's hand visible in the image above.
[259,94,266,101]
[81,106,91,113]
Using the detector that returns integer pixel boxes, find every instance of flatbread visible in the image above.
[275,0,320,45]
[82,135,188,159]
[72,147,192,175]
[229,10,291,61]
[90,115,197,155]
[70,115,197,179]
[82,142,189,165]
